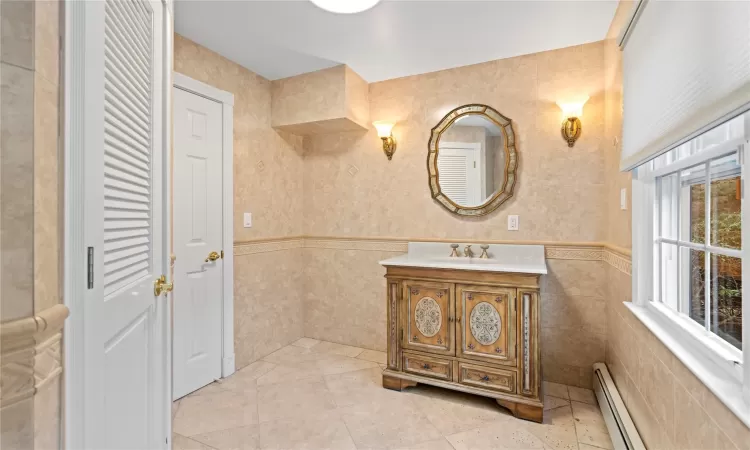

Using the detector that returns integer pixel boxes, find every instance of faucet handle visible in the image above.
[464,244,473,258]
[479,245,490,259]
[449,244,460,258]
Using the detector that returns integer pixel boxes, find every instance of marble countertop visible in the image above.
[379,242,547,275]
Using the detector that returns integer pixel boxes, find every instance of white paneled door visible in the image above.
[76,0,170,448]
[172,88,224,399]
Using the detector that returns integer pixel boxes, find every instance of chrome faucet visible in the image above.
[463,245,474,258]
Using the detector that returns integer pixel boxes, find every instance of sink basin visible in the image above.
[380,242,547,275]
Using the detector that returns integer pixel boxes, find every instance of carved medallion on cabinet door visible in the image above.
[457,285,517,366]
[402,281,454,356]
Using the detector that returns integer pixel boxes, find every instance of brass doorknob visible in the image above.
[205,251,221,263]
[154,275,174,296]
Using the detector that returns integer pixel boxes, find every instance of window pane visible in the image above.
[689,249,706,327]
[660,243,678,310]
[709,253,742,350]
[680,165,705,242]
[689,181,706,245]
[709,154,741,250]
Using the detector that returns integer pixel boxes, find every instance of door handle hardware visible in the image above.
[154,275,174,296]
[205,251,221,263]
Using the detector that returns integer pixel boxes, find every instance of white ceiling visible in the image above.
[174,0,618,83]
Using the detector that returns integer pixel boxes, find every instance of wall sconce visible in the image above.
[373,121,396,160]
[557,99,588,147]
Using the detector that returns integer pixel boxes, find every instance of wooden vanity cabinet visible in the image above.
[383,266,542,423]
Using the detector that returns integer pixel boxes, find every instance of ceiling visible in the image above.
[174,0,618,83]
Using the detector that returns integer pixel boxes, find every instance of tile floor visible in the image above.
[172,338,613,450]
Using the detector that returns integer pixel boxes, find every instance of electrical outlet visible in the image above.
[243,212,252,228]
[620,188,628,211]
[508,215,519,231]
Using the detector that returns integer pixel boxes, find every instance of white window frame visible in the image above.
[630,117,750,428]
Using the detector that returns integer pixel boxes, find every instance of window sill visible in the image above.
[624,302,750,429]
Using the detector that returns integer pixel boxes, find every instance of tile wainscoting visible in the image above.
[234,236,630,389]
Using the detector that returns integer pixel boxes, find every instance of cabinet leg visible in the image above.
[496,399,543,423]
[382,374,418,392]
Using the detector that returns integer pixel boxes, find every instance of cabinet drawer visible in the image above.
[458,362,516,394]
[402,353,452,381]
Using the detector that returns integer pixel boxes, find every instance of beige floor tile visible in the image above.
[173,390,259,437]
[356,349,387,365]
[408,385,512,436]
[256,377,337,423]
[523,405,579,450]
[579,444,608,450]
[256,361,325,387]
[190,425,260,450]
[447,420,547,449]
[292,337,321,349]
[568,386,597,404]
[217,360,277,392]
[173,399,181,420]
[391,438,456,450]
[339,393,442,449]
[543,382,569,400]
[572,401,613,449]
[173,433,216,450]
[310,340,366,358]
[188,382,231,397]
[261,345,319,366]
[544,395,570,411]
[259,411,356,450]
[324,367,403,408]
[315,353,380,375]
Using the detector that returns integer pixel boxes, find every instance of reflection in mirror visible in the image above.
[437,114,505,207]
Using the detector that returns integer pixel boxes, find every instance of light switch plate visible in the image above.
[508,215,519,231]
[620,188,628,210]
[243,212,252,228]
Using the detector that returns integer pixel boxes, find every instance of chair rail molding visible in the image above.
[232,236,632,274]
[0,304,70,407]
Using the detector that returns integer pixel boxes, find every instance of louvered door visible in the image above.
[436,145,481,206]
[81,0,169,448]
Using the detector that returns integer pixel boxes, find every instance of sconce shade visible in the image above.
[310,0,381,14]
[373,121,395,138]
[557,101,585,119]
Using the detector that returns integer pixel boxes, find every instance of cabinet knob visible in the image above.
[481,375,490,382]
[423,364,431,370]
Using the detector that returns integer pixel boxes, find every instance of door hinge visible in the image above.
[221,250,224,259]
[87,247,94,289]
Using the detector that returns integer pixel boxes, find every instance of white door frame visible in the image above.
[63,1,174,448]
[173,72,235,377]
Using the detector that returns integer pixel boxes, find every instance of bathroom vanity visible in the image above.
[380,243,547,422]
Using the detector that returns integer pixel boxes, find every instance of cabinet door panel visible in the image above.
[457,284,517,366]
[402,281,454,356]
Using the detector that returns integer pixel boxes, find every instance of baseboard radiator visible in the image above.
[592,363,646,450]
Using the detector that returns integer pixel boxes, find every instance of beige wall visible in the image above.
[174,35,305,368]
[600,2,750,448]
[1,0,65,448]
[302,42,609,388]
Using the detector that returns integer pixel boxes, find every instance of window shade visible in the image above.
[620,0,750,171]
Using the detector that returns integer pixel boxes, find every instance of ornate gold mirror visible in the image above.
[428,104,518,216]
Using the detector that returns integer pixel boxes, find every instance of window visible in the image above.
[633,111,749,392]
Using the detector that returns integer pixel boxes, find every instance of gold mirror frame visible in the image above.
[428,104,518,216]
